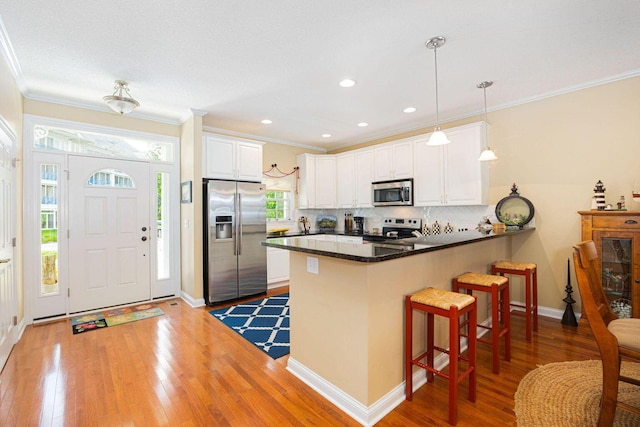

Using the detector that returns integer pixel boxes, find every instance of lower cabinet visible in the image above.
[267,247,290,284]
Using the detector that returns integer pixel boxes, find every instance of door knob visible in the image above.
[142,226,147,231]
[141,236,147,241]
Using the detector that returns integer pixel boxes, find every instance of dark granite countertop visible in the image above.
[261,227,535,263]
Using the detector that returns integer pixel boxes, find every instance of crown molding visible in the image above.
[202,125,328,153]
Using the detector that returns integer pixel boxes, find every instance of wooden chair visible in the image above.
[573,240,640,426]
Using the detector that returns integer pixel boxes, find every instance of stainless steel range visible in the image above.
[364,217,422,242]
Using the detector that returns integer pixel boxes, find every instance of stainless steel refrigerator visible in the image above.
[203,179,267,304]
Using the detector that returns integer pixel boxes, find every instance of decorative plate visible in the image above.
[496,183,535,228]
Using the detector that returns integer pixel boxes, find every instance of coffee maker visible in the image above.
[353,216,364,235]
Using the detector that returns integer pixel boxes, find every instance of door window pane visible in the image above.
[87,169,134,188]
[156,172,170,280]
[40,163,59,295]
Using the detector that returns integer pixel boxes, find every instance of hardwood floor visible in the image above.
[0,287,601,427]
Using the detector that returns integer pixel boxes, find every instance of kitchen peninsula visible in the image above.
[262,228,534,426]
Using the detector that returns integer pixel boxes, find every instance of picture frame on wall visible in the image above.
[181,181,192,203]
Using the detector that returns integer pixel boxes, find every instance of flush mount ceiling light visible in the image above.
[403,107,417,113]
[425,36,450,146]
[477,81,498,161]
[103,80,140,115]
[357,122,368,127]
[261,119,273,124]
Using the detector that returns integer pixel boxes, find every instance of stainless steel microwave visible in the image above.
[372,178,413,206]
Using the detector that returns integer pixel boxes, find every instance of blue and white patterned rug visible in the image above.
[209,293,290,359]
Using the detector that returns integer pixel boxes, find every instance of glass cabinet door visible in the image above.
[597,234,635,318]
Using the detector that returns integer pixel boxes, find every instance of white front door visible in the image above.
[0,123,16,370]
[68,156,151,313]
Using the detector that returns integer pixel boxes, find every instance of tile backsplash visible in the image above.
[290,205,515,234]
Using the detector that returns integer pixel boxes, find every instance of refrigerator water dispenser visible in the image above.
[215,215,232,239]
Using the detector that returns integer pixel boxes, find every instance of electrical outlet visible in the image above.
[307,256,319,274]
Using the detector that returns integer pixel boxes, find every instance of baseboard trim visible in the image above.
[181,291,205,308]
[510,300,580,320]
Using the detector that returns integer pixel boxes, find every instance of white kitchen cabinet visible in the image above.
[373,139,413,181]
[315,156,336,208]
[413,122,488,206]
[203,134,263,182]
[267,247,289,284]
[336,149,374,208]
[296,153,336,208]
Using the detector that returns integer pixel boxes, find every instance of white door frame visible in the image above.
[23,115,181,322]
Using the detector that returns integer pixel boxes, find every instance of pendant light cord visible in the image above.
[433,46,440,128]
[483,85,488,142]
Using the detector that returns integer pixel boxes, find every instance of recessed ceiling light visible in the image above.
[261,119,272,124]
[339,79,356,88]
[403,107,417,113]
[357,122,368,127]
[322,134,332,138]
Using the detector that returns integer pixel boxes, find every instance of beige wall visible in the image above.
[180,114,204,300]
[0,53,23,321]
[262,141,324,171]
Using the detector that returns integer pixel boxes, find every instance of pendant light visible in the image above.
[103,80,140,115]
[477,81,498,161]
[426,36,450,146]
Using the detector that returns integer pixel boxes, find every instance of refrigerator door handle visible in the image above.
[237,193,242,255]
[233,193,237,256]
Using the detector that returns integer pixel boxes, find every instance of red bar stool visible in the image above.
[491,260,538,342]
[405,287,477,426]
[452,272,511,374]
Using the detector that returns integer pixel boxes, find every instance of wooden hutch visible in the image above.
[579,210,640,318]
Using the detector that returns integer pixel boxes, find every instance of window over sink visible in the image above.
[264,174,294,221]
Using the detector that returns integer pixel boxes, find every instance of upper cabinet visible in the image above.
[203,134,263,182]
[413,122,489,206]
[373,139,413,181]
[336,149,374,208]
[296,153,336,209]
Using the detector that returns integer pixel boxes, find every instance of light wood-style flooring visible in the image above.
[0,286,601,426]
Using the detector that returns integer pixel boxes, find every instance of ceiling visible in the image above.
[1,1,639,151]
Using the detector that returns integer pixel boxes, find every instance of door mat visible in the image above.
[209,293,289,359]
[71,303,164,334]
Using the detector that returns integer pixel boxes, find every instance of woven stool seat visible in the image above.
[455,273,508,287]
[493,260,537,271]
[411,287,475,310]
